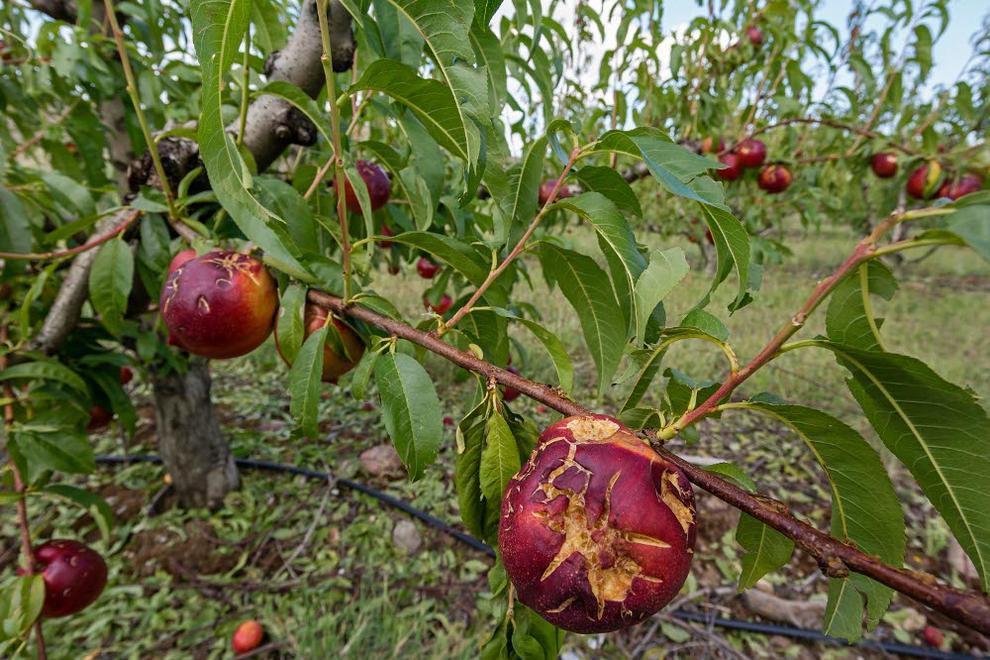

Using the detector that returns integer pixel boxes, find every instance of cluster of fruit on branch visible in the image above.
[707,137,793,194]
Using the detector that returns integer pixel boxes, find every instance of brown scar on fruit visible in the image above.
[197,295,211,313]
[537,445,665,619]
[161,275,181,315]
[660,470,695,536]
[566,416,619,442]
[207,253,262,286]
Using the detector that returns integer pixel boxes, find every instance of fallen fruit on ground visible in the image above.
[870,152,898,178]
[86,405,112,432]
[232,619,264,655]
[906,161,943,199]
[160,250,278,359]
[735,138,767,168]
[275,304,365,383]
[424,293,453,315]
[30,540,108,618]
[716,152,743,181]
[416,257,440,279]
[499,414,697,633]
[757,164,793,194]
[336,159,391,214]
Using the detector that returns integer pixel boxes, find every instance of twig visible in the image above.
[8,102,78,161]
[0,208,140,260]
[746,117,917,156]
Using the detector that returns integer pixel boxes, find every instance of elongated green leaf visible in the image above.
[374,352,443,480]
[0,188,31,276]
[455,398,494,539]
[620,344,666,412]
[633,248,688,344]
[742,400,905,636]
[805,341,990,591]
[276,284,307,366]
[88,239,133,335]
[469,21,507,114]
[388,231,490,286]
[700,203,750,309]
[538,244,625,395]
[12,431,95,474]
[289,323,329,438]
[496,136,546,246]
[343,162,375,239]
[489,308,573,394]
[480,412,520,502]
[736,513,794,590]
[0,361,87,394]
[191,0,309,279]
[572,165,643,218]
[0,575,44,643]
[826,261,897,351]
[945,203,990,262]
[256,80,332,144]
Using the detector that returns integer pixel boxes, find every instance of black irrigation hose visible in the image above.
[94,454,976,659]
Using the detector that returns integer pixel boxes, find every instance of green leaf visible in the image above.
[945,203,990,262]
[704,462,757,492]
[633,248,688,344]
[12,430,95,474]
[0,575,44,642]
[496,136,546,246]
[480,411,521,502]
[699,203,750,309]
[0,188,31,276]
[806,341,990,591]
[349,347,381,400]
[572,165,643,218]
[538,244,626,396]
[0,361,87,394]
[43,484,114,542]
[88,239,134,336]
[289,323,329,438]
[256,80,332,143]
[741,400,906,636]
[469,21,507,114]
[826,262,897,351]
[374,352,443,480]
[455,397,493,539]
[388,231,491,286]
[275,284,307,366]
[736,513,795,590]
[191,0,309,280]
[489,308,574,394]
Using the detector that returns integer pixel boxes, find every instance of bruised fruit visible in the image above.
[746,26,764,46]
[336,160,391,214]
[870,152,898,178]
[735,138,766,168]
[757,164,792,194]
[30,540,108,617]
[499,415,696,633]
[503,366,522,402]
[906,162,942,199]
[538,179,572,206]
[716,153,743,181]
[167,248,197,275]
[160,250,278,359]
[274,304,365,383]
[232,619,265,655]
[424,294,453,315]
[416,257,440,279]
[87,405,112,432]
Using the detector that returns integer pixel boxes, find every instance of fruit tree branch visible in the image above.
[0,208,140,261]
[745,117,918,156]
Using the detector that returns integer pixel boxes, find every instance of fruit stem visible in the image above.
[236,25,251,147]
[443,146,582,331]
[316,0,352,301]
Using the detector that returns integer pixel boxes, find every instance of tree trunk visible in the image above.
[152,360,238,509]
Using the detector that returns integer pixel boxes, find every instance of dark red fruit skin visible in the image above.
[704,228,714,245]
[119,366,134,385]
[735,139,767,168]
[30,540,108,618]
[424,294,453,315]
[274,304,365,383]
[160,250,278,360]
[336,160,391,214]
[500,415,696,633]
[167,248,197,275]
[443,415,455,426]
[922,625,945,648]
[941,174,983,200]
[379,225,394,248]
[503,366,522,402]
[757,164,792,194]
[232,619,264,655]
[870,152,898,178]
[86,405,112,432]
[746,26,764,46]
[699,136,724,154]
[538,179,572,206]
[416,257,440,279]
[716,152,743,181]
[906,162,942,200]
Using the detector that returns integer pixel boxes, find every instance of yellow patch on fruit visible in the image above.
[660,470,695,537]
[565,416,620,442]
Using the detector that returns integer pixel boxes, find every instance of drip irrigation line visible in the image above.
[94,454,976,659]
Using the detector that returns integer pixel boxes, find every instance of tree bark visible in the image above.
[151,360,238,509]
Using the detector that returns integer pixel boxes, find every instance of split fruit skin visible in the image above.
[499,414,697,633]
[338,160,392,214]
[160,250,278,360]
[31,540,108,618]
[232,619,265,654]
[274,304,365,383]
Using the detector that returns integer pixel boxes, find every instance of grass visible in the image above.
[3,221,988,657]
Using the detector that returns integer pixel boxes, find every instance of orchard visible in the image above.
[1,0,989,657]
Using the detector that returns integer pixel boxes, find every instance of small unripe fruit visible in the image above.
[119,366,134,385]
[336,160,391,214]
[716,153,743,181]
[30,540,108,618]
[699,136,724,154]
[424,293,453,315]
[746,26,764,46]
[503,366,522,402]
[167,248,198,275]
[735,139,767,168]
[499,415,696,633]
[379,225,394,248]
[232,619,265,655]
[275,304,365,383]
[922,625,945,648]
[906,162,942,200]
[160,251,277,359]
[870,152,898,178]
[416,257,440,279]
[757,164,792,194]
[87,405,112,432]
[538,179,572,206]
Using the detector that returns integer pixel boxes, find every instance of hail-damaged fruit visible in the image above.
[29,540,108,617]
[160,250,278,359]
[275,304,365,383]
[499,415,696,633]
